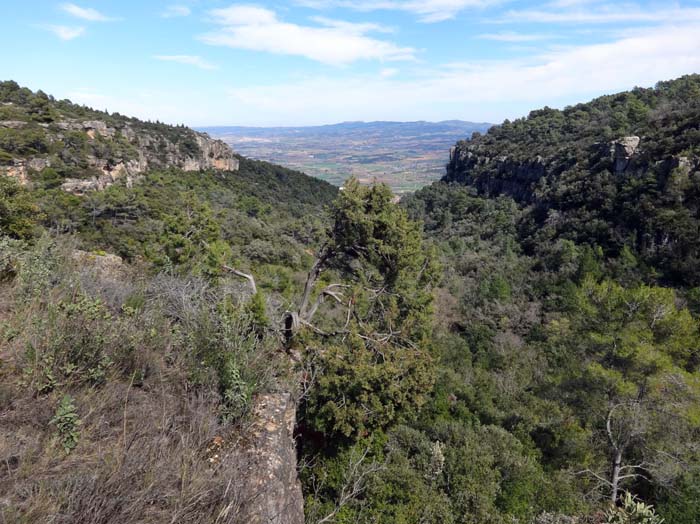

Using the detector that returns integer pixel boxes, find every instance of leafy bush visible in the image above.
[605,492,664,524]
[0,175,40,239]
[50,394,81,453]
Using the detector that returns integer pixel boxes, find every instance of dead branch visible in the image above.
[299,245,333,318]
[305,284,349,322]
[222,265,257,295]
[315,447,384,524]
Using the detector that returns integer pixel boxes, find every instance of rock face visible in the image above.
[445,142,547,202]
[221,391,304,524]
[445,134,695,205]
[1,117,239,193]
[611,136,640,174]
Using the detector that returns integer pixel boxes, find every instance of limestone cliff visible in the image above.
[0,81,239,194]
[218,391,304,524]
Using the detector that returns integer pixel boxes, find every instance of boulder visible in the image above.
[611,136,640,174]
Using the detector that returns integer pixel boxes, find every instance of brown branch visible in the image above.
[315,447,384,524]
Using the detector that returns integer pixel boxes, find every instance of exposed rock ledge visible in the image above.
[218,391,304,524]
[610,136,640,174]
[0,118,239,194]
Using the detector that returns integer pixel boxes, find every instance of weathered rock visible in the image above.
[27,157,50,171]
[48,120,239,193]
[222,391,304,524]
[0,160,28,185]
[445,142,547,202]
[0,120,27,129]
[82,120,115,139]
[61,159,143,194]
[611,136,640,174]
[72,250,125,279]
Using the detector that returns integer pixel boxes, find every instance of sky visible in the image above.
[1,1,700,126]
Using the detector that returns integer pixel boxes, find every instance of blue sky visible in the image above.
[1,1,700,126]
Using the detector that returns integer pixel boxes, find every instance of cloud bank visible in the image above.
[199,5,415,65]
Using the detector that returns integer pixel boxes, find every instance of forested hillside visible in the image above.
[444,74,700,286]
[0,80,237,193]
[1,78,699,524]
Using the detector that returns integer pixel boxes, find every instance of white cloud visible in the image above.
[60,3,115,22]
[154,55,218,70]
[221,22,700,125]
[545,0,605,7]
[296,0,502,23]
[310,16,394,33]
[45,24,85,40]
[162,5,192,18]
[380,67,399,77]
[478,31,555,42]
[199,5,415,65]
[501,4,700,24]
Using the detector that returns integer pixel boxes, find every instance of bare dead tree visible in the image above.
[577,401,655,503]
[311,447,385,524]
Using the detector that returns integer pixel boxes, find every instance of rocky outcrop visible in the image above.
[60,160,143,194]
[1,117,238,192]
[0,158,54,186]
[218,391,304,524]
[445,142,547,202]
[611,136,640,174]
[56,119,239,193]
[0,120,27,129]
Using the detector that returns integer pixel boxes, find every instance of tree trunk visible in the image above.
[298,247,331,318]
[610,448,623,503]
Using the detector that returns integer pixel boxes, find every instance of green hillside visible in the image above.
[444,74,700,286]
[1,77,700,524]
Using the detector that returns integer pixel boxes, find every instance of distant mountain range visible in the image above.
[198,120,493,192]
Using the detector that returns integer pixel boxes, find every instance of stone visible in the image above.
[219,391,304,524]
[0,161,28,185]
[611,136,640,174]
[0,120,27,129]
[2,116,239,194]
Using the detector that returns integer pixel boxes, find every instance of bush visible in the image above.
[50,394,81,453]
[605,492,664,524]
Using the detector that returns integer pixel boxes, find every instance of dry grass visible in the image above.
[0,240,284,524]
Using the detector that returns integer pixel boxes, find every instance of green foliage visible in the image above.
[32,165,335,278]
[404,170,700,521]
[307,334,434,439]
[444,74,700,286]
[22,294,115,393]
[302,179,439,440]
[0,236,25,280]
[656,470,700,524]
[246,291,270,334]
[605,492,664,524]
[0,176,40,239]
[50,394,81,453]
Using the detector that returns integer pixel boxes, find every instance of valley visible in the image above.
[2,76,700,524]
[198,120,492,193]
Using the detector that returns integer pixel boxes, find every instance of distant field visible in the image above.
[198,120,492,193]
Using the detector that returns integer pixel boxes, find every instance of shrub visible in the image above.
[605,492,664,524]
[50,394,81,453]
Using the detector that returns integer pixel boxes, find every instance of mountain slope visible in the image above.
[444,75,700,285]
[0,84,338,524]
[0,80,238,193]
